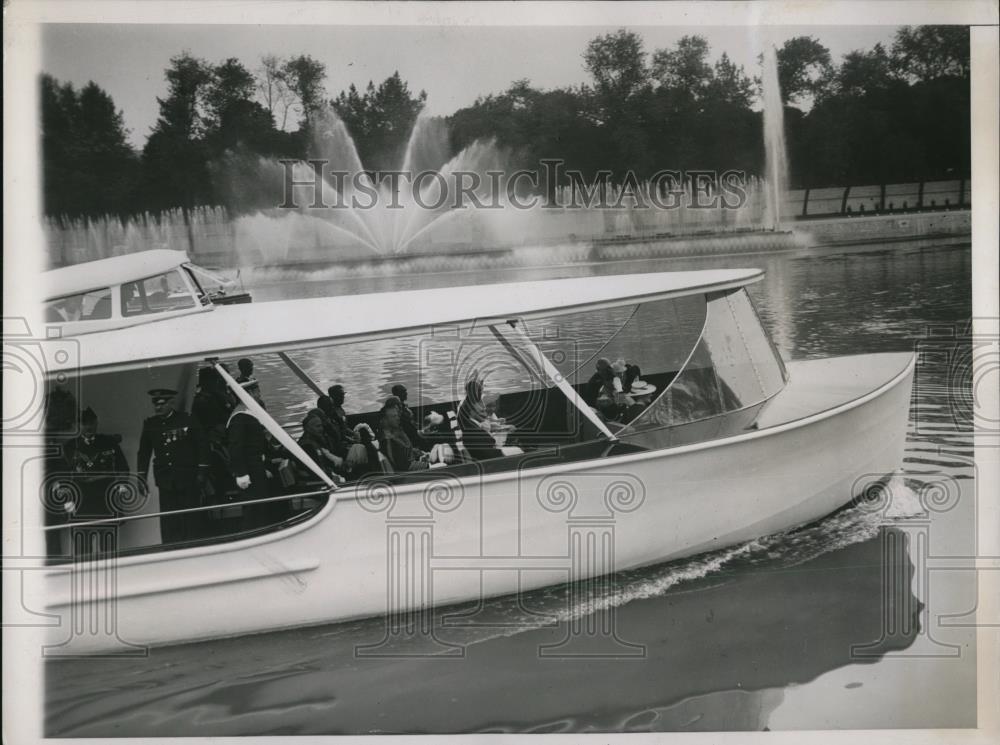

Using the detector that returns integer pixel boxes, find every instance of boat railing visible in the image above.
[42,486,334,532]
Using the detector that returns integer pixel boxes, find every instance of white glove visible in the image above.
[236,475,251,490]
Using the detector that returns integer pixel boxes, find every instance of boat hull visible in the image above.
[41,352,915,655]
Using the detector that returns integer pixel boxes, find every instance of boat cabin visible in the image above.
[43,249,248,336]
[41,268,787,562]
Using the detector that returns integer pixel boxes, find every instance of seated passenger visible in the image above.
[236,358,256,385]
[378,397,430,472]
[621,379,658,424]
[584,358,616,405]
[457,375,486,430]
[345,423,390,480]
[297,409,345,480]
[456,380,503,461]
[315,395,349,457]
[47,295,84,323]
[391,383,428,449]
[479,391,516,446]
[611,358,643,393]
[326,384,358,445]
[419,411,459,465]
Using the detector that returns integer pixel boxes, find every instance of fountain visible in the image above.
[761,44,789,231]
[46,93,799,270]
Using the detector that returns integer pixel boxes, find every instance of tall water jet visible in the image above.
[761,44,789,231]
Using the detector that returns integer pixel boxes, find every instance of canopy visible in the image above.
[49,268,763,376]
[45,250,190,300]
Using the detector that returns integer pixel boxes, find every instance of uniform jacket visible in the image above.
[137,410,207,483]
[63,434,129,476]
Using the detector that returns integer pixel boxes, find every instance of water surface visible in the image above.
[46,241,976,735]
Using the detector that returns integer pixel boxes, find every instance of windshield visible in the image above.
[121,269,196,316]
[619,288,786,448]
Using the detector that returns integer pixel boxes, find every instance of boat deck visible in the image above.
[756,353,914,429]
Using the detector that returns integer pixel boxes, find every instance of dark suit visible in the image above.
[192,389,234,500]
[227,410,287,528]
[137,410,206,545]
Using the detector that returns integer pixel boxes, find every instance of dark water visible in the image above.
[45,241,976,735]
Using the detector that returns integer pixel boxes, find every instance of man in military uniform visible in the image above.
[60,407,131,558]
[137,389,208,545]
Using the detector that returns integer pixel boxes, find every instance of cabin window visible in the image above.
[44,287,113,322]
[121,269,197,316]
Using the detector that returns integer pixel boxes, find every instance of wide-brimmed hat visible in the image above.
[424,411,445,427]
[611,358,628,374]
[630,380,657,396]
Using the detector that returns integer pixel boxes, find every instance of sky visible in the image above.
[42,24,902,148]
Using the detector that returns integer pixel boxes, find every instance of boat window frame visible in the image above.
[182,265,212,306]
[44,285,116,323]
[120,267,201,318]
[745,289,789,383]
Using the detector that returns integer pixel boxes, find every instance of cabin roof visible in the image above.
[48,268,763,375]
[45,250,190,300]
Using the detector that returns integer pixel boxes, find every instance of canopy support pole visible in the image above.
[498,321,618,441]
[214,362,336,489]
[278,352,326,398]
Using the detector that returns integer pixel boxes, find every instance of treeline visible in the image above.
[41,25,970,219]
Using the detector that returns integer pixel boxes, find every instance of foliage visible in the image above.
[774,36,834,105]
[40,74,139,217]
[892,26,970,81]
[331,72,428,171]
[40,25,972,218]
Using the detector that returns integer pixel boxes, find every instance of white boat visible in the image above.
[38,250,915,655]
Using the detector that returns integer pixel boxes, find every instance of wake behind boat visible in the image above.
[38,250,914,654]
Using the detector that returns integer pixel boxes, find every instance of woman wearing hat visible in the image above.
[621,378,658,424]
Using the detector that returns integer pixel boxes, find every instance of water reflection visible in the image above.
[45,520,919,736]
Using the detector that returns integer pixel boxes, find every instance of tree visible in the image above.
[154,52,214,139]
[40,74,139,217]
[256,54,295,130]
[140,52,215,210]
[282,54,327,126]
[205,58,256,122]
[652,35,713,100]
[891,25,970,82]
[834,43,899,98]
[775,36,833,105]
[707,52,755,107]
[331,72,427,170]
[583,29,650,113]
[204,58,278,153]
